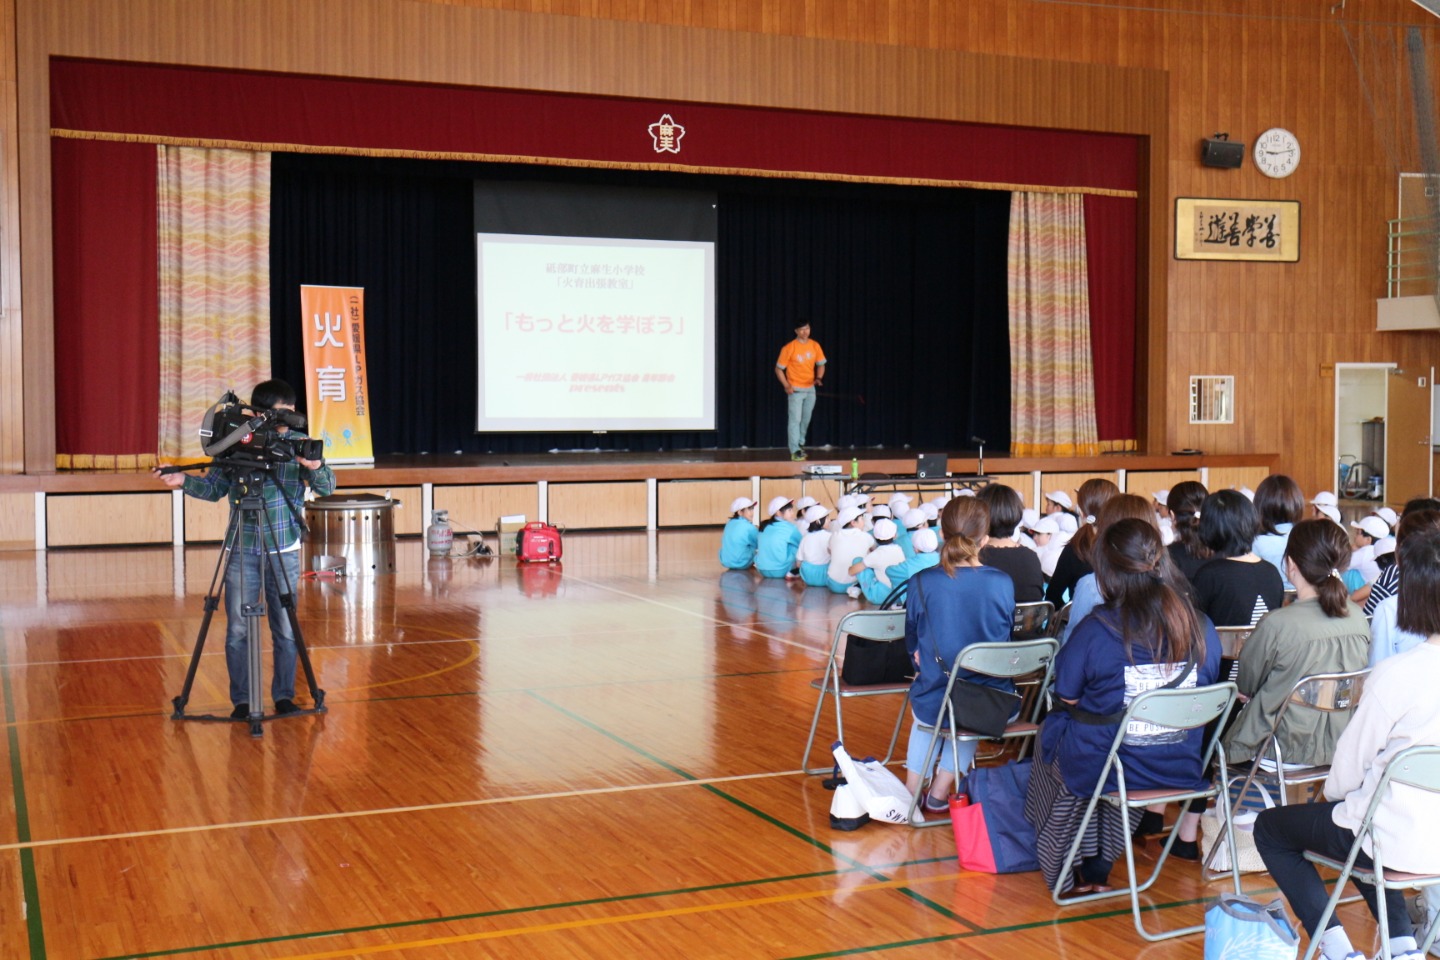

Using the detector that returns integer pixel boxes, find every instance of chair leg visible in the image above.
[880,690,910,766]
[1301,858,1365,960]
[1419,892,1440,956]
[799,673,835,775]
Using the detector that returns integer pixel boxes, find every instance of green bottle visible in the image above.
[850,458,859,480]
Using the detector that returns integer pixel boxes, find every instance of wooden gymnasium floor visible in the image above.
[0,531,1379,959]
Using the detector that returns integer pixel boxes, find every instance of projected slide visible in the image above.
[476,234,715,432]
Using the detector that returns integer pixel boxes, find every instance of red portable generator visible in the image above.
[516,521,563,563]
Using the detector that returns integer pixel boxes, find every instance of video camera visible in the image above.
[198,391,324,465]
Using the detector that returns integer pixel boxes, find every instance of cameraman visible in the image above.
[156,379,334,718]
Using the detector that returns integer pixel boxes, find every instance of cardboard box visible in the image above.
[496,514,527,556]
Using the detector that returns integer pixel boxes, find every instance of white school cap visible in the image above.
[1317,503,1342,525]
[1055,514,1079,534]
[911,528,939,553]
[803,504,830,524]
[920,502,940,521]
[902,509,927,530]
[956,488,977,498]
[872,518,898,541]
[1311,491,1338,507]
[1152,489,1169,507]
[1351,516,1390,540]
[1031,515,1061,536]
[1235,486,1255,501]
[1375,535,1396,558]
[1374,507,1399,528]
[871,504,893,519]
[888,492,912,510]
[795,495,819,512]
[1021,508,1040,530]
[836,505,865,528]
[837,493,858,510]
[1044,490,1073,510]
[729,497,757,514]
[766,496,793,518]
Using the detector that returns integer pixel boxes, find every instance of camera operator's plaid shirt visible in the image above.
[182,438,335,554]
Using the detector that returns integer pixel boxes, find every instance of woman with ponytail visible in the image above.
[903,497,1016,817]
[1044,478,1119,606]
[1025,519,1221,895]
[1164,480,1211,583]
[1222,519,1370,769]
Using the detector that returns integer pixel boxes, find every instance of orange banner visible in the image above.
[299,285,374,463]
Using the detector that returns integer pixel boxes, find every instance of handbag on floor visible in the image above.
[1200,778,1275,874]
[950,760,1040,873]
[1203,893,1298,960]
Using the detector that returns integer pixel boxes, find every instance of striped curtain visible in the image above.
[1007,192,1100,458]
[157,146,272,460]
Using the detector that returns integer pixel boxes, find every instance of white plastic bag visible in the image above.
[831,741,915,825]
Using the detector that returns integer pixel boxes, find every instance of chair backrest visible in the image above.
[1047,602,1072,639]
[1123,682,1237,734]
[1012,601,1055,635]
[1384,745,1440,794]
[956,638,1059,680]
[1214,626,1252,659]
[1289,669,1369,712]
[834,608,906,644]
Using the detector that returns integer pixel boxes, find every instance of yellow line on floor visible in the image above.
[0,768,808,852]
[154,619,227,705]
[270,870,969,959]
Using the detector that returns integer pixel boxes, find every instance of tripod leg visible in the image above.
[173,507,243,719]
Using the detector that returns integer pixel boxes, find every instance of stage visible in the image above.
[0,448,1275,550]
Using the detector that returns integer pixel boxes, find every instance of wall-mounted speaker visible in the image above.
[1200,138,1245,168]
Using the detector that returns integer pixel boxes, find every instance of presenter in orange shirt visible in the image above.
[774,320,827,461]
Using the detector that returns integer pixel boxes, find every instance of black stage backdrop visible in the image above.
[270,153,1012,455]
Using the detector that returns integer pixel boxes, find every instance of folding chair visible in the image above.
[1301,744,1440,960]
[1047,602,1072,640]
[906,637,1059,827]
[1214,626,1253,660]
[800,608,910,775]
[1203,668,1370,881]
[1051,681,1242,941]
[1012,600,1055,637]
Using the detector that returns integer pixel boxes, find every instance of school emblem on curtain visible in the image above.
[648,114,685,154]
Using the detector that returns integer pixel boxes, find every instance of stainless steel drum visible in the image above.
[304,493,400,576]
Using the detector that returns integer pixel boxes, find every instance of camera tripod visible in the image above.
[171,467,327,737]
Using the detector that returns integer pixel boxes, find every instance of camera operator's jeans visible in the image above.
[223,550,300,706]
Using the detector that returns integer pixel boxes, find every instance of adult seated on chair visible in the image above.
[1024,518,1221,895]
[976,483,1045,602]
[1254,525,1440,960]
[1059,493,1170,647]
[1223,519,1370,771]
[902,496,1015,818]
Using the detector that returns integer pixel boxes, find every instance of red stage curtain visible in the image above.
[51,59,1140,193]
[51,138,158,456]
[1084,194,1138,445]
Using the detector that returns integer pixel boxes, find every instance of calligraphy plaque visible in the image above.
[1174,197,1300,262]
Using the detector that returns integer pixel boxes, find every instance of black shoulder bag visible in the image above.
[913,573,1021,739]
[839,581,914,685]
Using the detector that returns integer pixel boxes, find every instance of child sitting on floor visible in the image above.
[849,518,906,603]
[755,496,802,579]
[796,505,833,587]
[718,497,758,570]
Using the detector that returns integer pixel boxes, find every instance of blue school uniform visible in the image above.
[718,517,759,570]
[886,551,939,589]
[893,524,914,559]
[755,521,802,578]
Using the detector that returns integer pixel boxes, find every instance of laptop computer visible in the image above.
[915,453,947,480]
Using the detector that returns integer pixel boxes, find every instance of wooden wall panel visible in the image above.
[0,0,21,473]
[658,479,754,528]
[46,492,170,546]
[547,481,647,530]
[981,473,1032,509]
[1038,472,1120,509]
[433,484,539,532]
[759,479,806,512]
[1125,470,1201,502]
[1206,465,1273,495]
[8,0,1438,495]
[0,492,34,547]
[183,496,230,543]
